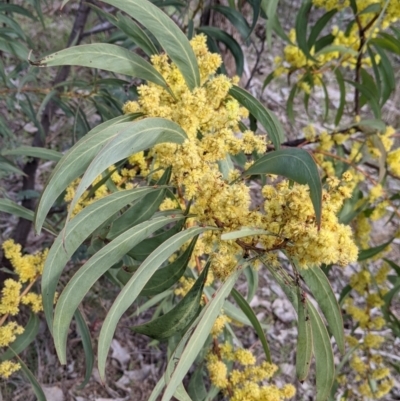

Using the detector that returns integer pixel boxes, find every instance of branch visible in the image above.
[81,21,114,38]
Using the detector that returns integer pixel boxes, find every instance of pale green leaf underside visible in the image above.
[308,300,335,401]
[53,215,184,363]
[296,290,313,381]
[161,268,241,401]
[99,0,200,89]
[0,199,55,235]
[34,114,137,233]
[37,43,169,90]
[2,146,62,162]
[66,118,187,224]
[41,187,160,330]
[74,309,94,389]
[265,262,335,400]
[98,226,215,380]
[229,85,284,150]
[301,266,345,354]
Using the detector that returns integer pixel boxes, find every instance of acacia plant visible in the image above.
[0,0,399,400]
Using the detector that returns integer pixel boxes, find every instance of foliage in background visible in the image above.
[0,0,399,400]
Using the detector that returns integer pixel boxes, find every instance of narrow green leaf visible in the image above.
[247,0,261,39]
[0,4,36,19]
[162,268,241,401]
[67,118,187,224]
[218,154,234,180]
[307,10,337,48]
[212,5,250,41]
[37,44,169,91]
[271,15,291,43]
[152,0,186,8]
[2,146,62,162]
[383,279,400,307]
[229,85,284,149]
[358,239,392,261]
[128,219,185,261]
[316,45,358,58]
[41,187,160,330]
[114,12,159,57]
[345,79,381,118]
[34,114,139,233]
[339,284,352,306]
[220,300,251,327]
[174,384,194,401]
[384,258,400,276]
[296,289,313,381]
[149,313,201,400]
[244,148,322,227]
[262,0,278,47]
[371,33,400,54]
[53,215,183,363]
[358,2,381,14]
[0,199,55,236]
[9,351,47,401]
[132,262,209,339]
[244,265,258,303]
[360,68,379,101]
[374,44,396,105]
[98,226,214,381]
[320,77,330,122]
[1,314,39,361]
[301,266,345,354]
[264,261,334,400]
[99,0,200,89]
[188,365,207,401]
[74,309,94,389]
[295,0,313,60]
[130,290,173,317]
[107,190,167,240]
[286,85,297,124]
[355,119,386,132]
[334,69,346,126]
[309,302,335,401]
[121,236,198,296]
[262,71,275,90]
[0,37,29,59]
[107,169,171,240]
[367,46,382,102]
[0,155,26,176]
[231,288,271,362]
[148,375,166,401]
[0,14,27,42]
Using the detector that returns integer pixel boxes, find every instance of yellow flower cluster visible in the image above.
[174,276,195,298]
[206,343,296,401]
[121,35,359,277]
[387,147,400,177]
[313,0,400,26]
[343,261,394,399]
[211,314,231,337]
[274,0,400,91]
[65,156,146,216]
[367,126,395,159]
[313,0,349,10]
[122,35,271,279]
[260,178,358,268]
[2,239,47,283]
[0,240,48,379]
